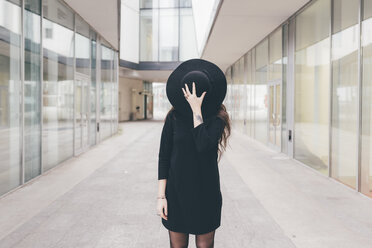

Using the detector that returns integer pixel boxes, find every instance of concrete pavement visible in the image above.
[0,120,371,247]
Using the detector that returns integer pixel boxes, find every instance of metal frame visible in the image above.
[40,0,44,174]
[21,0,25,184]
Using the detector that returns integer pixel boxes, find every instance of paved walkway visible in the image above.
[0,120,371,248]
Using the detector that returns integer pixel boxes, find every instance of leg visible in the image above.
[168,230,189,248]
[195,230,216,248]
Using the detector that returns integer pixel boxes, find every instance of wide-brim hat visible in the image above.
[166,58,227,120]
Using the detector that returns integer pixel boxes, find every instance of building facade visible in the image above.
[0,0,119,196]
[225,0,372,198]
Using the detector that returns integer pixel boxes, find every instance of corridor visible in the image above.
[0,120,371,248]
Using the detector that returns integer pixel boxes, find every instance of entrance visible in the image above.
[268,80,281,151]
[75,73,90,155]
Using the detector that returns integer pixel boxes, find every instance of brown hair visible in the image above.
[165,104,231,162]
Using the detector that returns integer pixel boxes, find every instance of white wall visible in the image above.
[120,0,139,62]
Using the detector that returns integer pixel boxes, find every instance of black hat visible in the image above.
[166,58,227,120]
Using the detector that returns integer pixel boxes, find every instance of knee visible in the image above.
[196,240,214,248]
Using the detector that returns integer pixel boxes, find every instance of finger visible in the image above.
[181,88,187,97]
[192,82,196,95]
[164,204,168,216]
[200,91,207,101]
[185,83,191,95]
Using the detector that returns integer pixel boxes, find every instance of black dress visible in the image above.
[158,109,225,235]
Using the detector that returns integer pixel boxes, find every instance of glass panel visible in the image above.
[361,0,372,197]
[75,15,91,76]
[295,0,330,175]
[269,28,282,81]
[90,36,97,146]
[112,51,118,134]
[24,0,42,182]
[331,0,359,188]
[179,8,198,60]
[140,9,159,61]
[0,0,22,195]
[140,0,158,8]
[245,51,253,137]
[282,24,288,154]
[159,8,178,61]
[100,44,113,140]
[159,0,178,8]
[180,0,192,7]
[269,85,275,144]
[275,83,281,147]
[255,38,268,144]
[42,0,74,171]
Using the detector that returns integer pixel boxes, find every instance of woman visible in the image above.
[156,59,231,248]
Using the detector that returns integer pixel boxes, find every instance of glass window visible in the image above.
[269,28,282,81]
[295,0,331,175]
[331,0,359,188]
[90,33,97,146]
[179,8,198,60]
[75,15,91,76]
[159,0,178,8]
[0,0,22,195]
[100,44,113,140]
[282,24,288,154]
[255,38,269,144]
[140,9,159,61]
[140,0,158,8]
[245,51,254,137]
[42,0,74,171]
[361,0,372,196]
[159,8,179,61]
[24,0,42,182]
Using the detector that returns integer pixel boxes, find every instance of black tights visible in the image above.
[168,230,216,248]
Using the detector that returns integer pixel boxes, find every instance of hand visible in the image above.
[182,82,206,113]
[157,198,168,220]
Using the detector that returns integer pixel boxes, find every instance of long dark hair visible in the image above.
[164,104,231,162]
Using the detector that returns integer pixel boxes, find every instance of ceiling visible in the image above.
[201,0,310,73]
[63,0,119,50]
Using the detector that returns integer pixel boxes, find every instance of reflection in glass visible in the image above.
[0,0,22,195]
[24,0,41,182]
[331,0,359,188]
[255,38,268,144]
[295,0,330,175]
[42,0,74,171]
[361,0,372,197]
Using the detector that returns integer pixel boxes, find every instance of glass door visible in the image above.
[75,73,90,155]
[268,80,281,151]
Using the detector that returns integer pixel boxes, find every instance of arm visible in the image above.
[158,113,173,180]
[190,107,225,153]
[157,113,173,220]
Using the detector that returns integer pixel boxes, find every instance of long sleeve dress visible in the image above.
[158,109,225,235]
